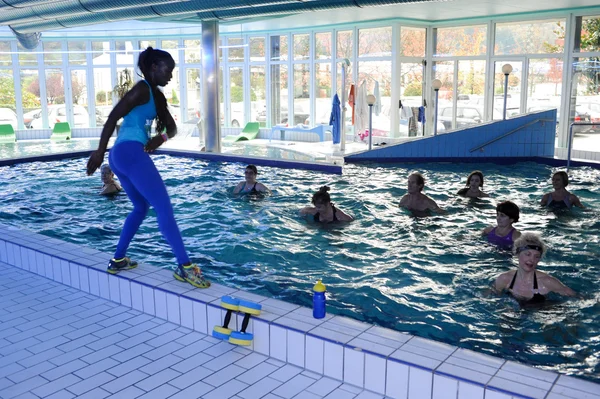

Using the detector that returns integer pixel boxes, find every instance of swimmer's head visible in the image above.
[312,185,331,206]
[100,164,114,184]
[408,172,425,193]
[552,171,568,188]
[466,170,484,188]
[496,200,519,223]
[514,232,546,258]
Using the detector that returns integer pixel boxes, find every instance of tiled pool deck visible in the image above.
[1,227,600,399]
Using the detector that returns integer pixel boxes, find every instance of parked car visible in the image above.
[0,108,18,130]
[29,105,90,129]
[574,103,600,133]
[256,105,309,126]
[23,108,41,128]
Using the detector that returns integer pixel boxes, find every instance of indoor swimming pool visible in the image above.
[1,155,599,381]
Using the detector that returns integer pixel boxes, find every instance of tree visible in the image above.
[170,90,179,105]
[27,73,66,104]
[113,68,133,100]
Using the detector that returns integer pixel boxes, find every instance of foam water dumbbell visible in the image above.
[212,295,239,340]
[228,299,262,346]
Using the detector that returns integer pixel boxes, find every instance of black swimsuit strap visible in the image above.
[509,271,540,292]
[508,271,517,289]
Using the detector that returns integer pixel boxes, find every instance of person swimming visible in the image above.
[457,170,489,198]
[493,232,576,304]
[299,186,353,223]
[482,201,521,248]
[540,171,583,209]
[233,164,270,195]
[399,172,445,216]
[99,164,122,195]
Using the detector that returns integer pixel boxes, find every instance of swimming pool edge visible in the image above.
[0,224,598,399]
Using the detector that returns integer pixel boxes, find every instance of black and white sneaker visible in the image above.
[107,257,138,274]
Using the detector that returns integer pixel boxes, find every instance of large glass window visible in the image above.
[570,57,600,152]
[228,66,244,128]
[162,40,179,64]
[574,16,600,52]
[43,41,62,66]
[315,32,332,60]
[337,30,353,59]
[401,27,426,57]
[0,41,12,67]
[293,34,309,61]
[115,40,135,65]
[71,70,89,128]
[315,62,332,125]
[495,20,565,55]
[0,71,15,128]
[185,68,201,122]
[433,61,455,131]
[227,38,245,63]
[527,58,562,116]
[492,61,523,120]
[18,42,38,66]
[270,35,288,62]
[94,68,112,127]
[21,69,41,128]
[92,41,110,66]
[164,66,181,124]
[399,63,424,137]
[292,64,310,125]
[250,37,265,61]
[68,41,86,65]
[250,66,265,125]
[184,39,201,63]
[357,60,392,137]
[359,27,392,57]
[435,25,487,56]
[270,64,288,126]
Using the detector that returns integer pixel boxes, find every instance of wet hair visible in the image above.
[246,165,258,175]
[137,47,175,135]
[496,200,520,222]
[409,172,425,191]
[466,170,484,187]
[553,171,569,187]
[311,186,331,205]
[100,164,112,175]
[513,232,546,257]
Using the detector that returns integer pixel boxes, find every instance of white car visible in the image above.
[0,108,18,130]
[30,105,90,129]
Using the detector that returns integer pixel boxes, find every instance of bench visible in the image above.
[270,124,333,142]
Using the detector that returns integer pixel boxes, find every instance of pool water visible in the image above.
[1,156,599,381]
[0,139,102,160]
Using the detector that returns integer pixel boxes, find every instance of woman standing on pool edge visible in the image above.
[86,47,209,288]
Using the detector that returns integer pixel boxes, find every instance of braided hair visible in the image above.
[137,47,175,134]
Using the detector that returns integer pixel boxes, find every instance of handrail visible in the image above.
[567,122,598,172]
[469,118,554,153]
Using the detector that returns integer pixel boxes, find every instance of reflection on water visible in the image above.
[1,157,599,381]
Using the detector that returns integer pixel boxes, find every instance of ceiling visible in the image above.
[1,0,599,48]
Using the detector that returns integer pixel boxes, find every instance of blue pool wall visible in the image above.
[345,110,557,163]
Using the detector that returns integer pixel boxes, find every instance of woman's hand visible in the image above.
[144,134,165,153]
[86,150,104,175]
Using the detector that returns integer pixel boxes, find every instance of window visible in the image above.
[43,41,62,66]
[250,37,265,61]
[495,19,565,55]
[359,27,392,57]
[337,30,353,59]
[68,41,86,65]
[293,34,309,60]
[574,16,600,52]
[435,25,487,56]
[0,41,11,66]
[315,32,332,60]
[401,27,426,57]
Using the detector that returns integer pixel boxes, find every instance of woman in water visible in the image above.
[86,47,209,288]
[99,164,121,195]
[482,201,521,248]
[493,233,576,304]
[540,171,583,209]
[399,172,445,216]
[457,170,489,198]
[300,186,353,223]
[233,164,270,195]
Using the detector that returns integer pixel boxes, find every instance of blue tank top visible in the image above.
[115,80,156,146]
[487,227,515,248]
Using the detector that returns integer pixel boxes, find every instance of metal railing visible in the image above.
[567,122,598,172]
[469,118,554,153]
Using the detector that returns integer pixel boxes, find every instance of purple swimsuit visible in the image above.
[487,227,515,248]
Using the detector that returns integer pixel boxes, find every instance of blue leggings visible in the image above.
[109,141,190,266]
